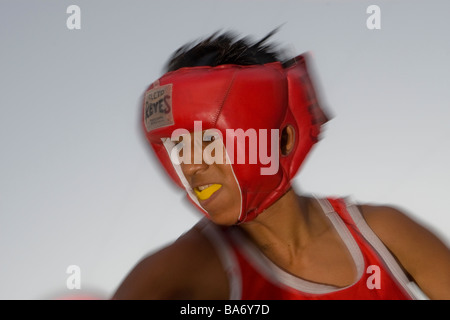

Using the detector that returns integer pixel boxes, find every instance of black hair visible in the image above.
[164,29,288,73]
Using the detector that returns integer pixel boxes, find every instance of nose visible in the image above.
[180,160,208,178]
[179,138,209,177]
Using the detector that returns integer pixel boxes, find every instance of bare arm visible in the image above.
[361,204,450,299]
[112,241,190,299]
[111,226,228,300]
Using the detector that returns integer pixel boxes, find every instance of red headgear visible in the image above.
[143,54,328,223]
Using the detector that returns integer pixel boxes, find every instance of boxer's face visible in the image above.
[177,131,241,225]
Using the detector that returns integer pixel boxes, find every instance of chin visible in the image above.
[207,208,240,226]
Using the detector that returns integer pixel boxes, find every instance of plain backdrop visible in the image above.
[0,0,449,299]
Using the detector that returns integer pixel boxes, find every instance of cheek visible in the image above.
[205,164,241,224]
[221,164,240,195]
[228,176,241,202]
[222,165,242,214]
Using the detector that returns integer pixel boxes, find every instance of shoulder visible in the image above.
[112,221,229,299]
[357,203,448,255]
[358,203,427,246]
[357,202,450,299]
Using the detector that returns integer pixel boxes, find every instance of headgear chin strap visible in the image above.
[143,54,329,223]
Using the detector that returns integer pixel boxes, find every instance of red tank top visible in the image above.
[198,197,424,300]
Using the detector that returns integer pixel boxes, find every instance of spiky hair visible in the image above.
[164,29,286,73]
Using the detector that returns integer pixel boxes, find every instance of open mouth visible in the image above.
[194,184,222,201]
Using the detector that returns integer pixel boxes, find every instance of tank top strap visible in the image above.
[316,196,427,300]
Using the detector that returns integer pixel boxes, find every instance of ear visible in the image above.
[280,125,295,156]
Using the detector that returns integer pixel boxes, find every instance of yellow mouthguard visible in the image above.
[194,184,222,201]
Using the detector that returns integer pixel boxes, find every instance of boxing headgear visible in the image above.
[143,54,328,223]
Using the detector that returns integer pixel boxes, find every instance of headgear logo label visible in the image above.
[144,83,173,132]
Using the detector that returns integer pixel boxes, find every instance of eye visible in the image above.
[203,133,216,143]
[173,139,185,153]
[173,141,184,150]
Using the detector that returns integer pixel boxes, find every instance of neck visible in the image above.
[238,189,329,258]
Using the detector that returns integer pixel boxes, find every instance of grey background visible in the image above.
[1,0,449,299]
